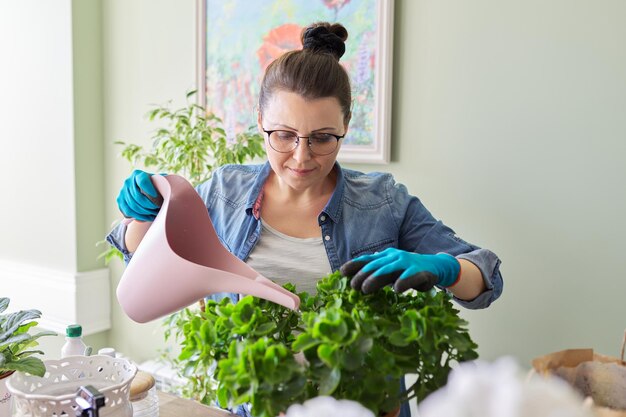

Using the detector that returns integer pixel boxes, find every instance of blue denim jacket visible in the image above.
[192,162,502,308]
[107,162,503,417]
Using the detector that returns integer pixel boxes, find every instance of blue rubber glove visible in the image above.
[340,248,461,294]
[116,170,164,222]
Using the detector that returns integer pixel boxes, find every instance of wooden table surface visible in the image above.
[157,391,236,417]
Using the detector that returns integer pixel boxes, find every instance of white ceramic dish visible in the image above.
[7,355,137,417]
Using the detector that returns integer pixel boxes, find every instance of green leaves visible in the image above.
[0,298,55,377]
[312,310,351,344]
[102,91,267,265]
[168,272,478,417]
[117,92,266,188]
[318,366,341,395]
[4,356,46,376]
[0,309,40,343]
[217,338,305,417]
[317,344,339,368]
[0,298,9,314]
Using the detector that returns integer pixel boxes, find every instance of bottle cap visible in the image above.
[98,347,116,357]
[66,324,82,337]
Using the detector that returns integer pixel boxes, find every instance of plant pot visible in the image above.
[0,371,15,417]
[381,407,400,417]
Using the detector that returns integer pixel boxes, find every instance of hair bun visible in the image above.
[302,23,347,60]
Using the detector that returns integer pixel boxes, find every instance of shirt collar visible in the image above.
[245,161,273,217]
[322,162,345,223]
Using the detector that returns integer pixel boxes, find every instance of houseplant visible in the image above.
[100,90,267,390]
[0,297,55,416]
[100,91,266,264]
[172,272,478,417]
[0,297,55,377]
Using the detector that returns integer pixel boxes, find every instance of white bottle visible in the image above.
[61,324,88,358]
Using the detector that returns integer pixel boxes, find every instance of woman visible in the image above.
[109,22,503,416]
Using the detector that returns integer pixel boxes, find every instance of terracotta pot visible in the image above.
[0,371,15,417]
[381,407,400,417]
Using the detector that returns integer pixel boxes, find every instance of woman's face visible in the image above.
[259,90,348,192]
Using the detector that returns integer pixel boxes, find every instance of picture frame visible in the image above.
[196,0,394,164]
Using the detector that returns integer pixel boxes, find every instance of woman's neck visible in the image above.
[259,169,337,238]
[267,169,337,207]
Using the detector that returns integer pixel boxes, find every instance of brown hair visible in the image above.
[258,22,352,125]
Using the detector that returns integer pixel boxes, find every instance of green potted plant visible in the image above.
[0,297,55,377]
[104,93,478,416]
[0,297,55,415]
[100,91,266,263]
[100,90,267,396]
[171,272,478,417]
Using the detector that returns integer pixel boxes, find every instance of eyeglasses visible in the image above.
[263,129,345,156]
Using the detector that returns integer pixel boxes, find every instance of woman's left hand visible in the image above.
[340,248,461,294]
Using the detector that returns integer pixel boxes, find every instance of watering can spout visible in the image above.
[116,174,300,323]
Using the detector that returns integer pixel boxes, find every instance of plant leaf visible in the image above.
[0,309,41,343]
[292,333,319,352]
[0,298,9,314]
[318,367,341,395]
[4,356,46,377]
[0,333,30,350]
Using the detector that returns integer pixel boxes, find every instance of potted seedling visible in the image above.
[170,272,478,417]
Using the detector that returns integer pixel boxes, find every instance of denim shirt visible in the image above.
[106,162,503,417]
[193,162,502,309]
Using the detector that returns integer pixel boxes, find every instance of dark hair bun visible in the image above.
[301,22,348,60]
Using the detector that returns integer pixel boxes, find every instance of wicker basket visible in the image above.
[7,355,137,417]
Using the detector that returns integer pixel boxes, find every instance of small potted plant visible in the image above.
[0,297,55,415]
[170,272,478,417]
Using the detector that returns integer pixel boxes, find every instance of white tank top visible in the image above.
[246,221,332,295]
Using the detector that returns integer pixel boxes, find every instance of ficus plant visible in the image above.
[0,298,56,377]
[99,90,267,391]
[169,272,478,417]
[99,91,266,264]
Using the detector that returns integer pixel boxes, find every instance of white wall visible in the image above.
[0,0,109,356]
[0,0,77,270]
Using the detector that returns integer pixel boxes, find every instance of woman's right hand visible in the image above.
[116,170,164,221]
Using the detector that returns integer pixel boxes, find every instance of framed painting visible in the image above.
[196,0,393,164]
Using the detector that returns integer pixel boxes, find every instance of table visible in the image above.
[157,391,236,417]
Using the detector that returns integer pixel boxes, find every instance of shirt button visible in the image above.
[325,235,331,241]
[320,215,326,221]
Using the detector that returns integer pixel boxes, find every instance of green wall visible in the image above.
[103,0,197,361]
[101,0,626,367]
[73,0,106,272]
[71,0,109,352]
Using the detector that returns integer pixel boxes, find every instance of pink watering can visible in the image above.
[116,174,301,323]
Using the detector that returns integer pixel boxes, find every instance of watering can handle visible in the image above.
[140,186,164,207]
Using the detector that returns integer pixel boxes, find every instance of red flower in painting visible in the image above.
[256,23,303,70]
[323,0,351,10]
